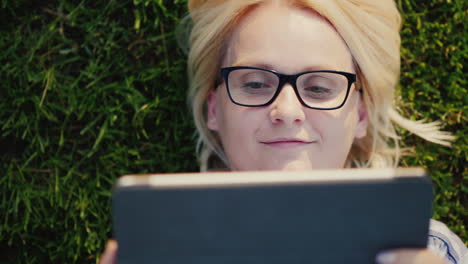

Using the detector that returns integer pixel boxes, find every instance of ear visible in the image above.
[354,93,368,139]
[207,90,220,131]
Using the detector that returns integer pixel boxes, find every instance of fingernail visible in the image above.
[105,240,118,252]
[376,251,396,264]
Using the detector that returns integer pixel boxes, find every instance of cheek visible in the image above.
[314,114,351,152]
[218,101,251,139]
[217,103,261,158]
[216,100,273,170]
[321,95,360,137]
[216,86,265,139]
[308,100,360,166]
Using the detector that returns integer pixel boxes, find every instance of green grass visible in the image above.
[397,0,467,241]
[0,0,466,262]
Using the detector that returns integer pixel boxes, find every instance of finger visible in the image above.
[376,249,446,264]
[99,240,118,264]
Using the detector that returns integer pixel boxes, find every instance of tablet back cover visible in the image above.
[112,169,432,264]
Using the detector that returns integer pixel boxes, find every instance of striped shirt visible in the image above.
[428,219,468,264]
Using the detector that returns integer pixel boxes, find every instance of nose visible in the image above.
[269,84,306,125]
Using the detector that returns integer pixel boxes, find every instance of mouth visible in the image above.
[260,138,314,149]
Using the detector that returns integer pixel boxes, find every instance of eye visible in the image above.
[304,85,331,94]
[242,81,270,89]
[302,85,335,99]
[299,74,341,100]
[229,69,277,96]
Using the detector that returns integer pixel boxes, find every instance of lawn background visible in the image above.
[0,0,466,263]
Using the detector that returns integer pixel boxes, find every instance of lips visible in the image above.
[260,138,314,149]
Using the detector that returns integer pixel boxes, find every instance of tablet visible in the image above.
[112,167,432,264]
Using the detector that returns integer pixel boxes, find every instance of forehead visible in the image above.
[223,1,354,74]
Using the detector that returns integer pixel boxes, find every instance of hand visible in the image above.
[376,249,446,264]
[99,240,118,264]
[98,243,447,264]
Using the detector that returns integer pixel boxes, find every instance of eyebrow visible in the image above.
[229,61,341,73]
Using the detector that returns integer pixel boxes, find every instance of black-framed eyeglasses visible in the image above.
[220,66,357,110]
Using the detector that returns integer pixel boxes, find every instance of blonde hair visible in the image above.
[183,0,454,171]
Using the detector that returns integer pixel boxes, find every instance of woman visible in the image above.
[100,0,466,263]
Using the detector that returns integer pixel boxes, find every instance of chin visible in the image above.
[261,160,314,171]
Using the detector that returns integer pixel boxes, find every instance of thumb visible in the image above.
[99,240,118,264]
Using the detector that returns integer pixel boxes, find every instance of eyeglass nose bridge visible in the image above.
[269,72,307,108]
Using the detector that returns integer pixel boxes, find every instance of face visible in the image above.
[207,1,368,171]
